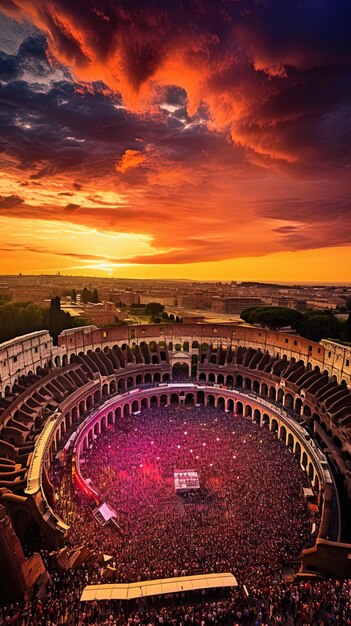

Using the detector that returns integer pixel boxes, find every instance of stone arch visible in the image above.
[236,401,243,415]
[154,372,161,383]
[197,390,205,405]
[308,463,314,481]
[236,375,243,389]
[150,395,158,407]
[126,376,134,389]
[217,373,224,385]
[217,396,225,411]
[141,397,148,410]
[253,380,260,394]
[172,362,189,380]
[170,393,179,405]
[245,404,252,417]
[262,413,269,427]
[303,405,311,417]
[107,411,113,425]
[261,383,268,397]
[185,393,194,405]
[136,374,143,385]
[207,394,215,407]
[302,451,308,469]
[199,372,206,381]
[269,387,276,401]
[62,354,68,367]
[131,400,139,413]
[228,398,234,412]
[208,373,216,383]
[284,393,293,410]
[110,380,116,394]
[287,432,294,450]
[271,418,278,433]
[86,395,93,410]
[295,397,303,415]
[54,356,61,367]
[145,373,152,384]
[118,379,125,393]
[280,424,287,442]
[123,404,130,417]
[162,373,170,382]
[254,408,261,424]
[152,354,158,364]
[115,406,122,419]
[244,377,252,391]
[277,388,284,404]
[102,383,108,397]
[226,375,234,386]
[295,440,301,461]
[160,394,167,406]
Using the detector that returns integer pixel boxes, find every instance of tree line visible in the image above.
[240,305,351,342]
[0,298,86,345]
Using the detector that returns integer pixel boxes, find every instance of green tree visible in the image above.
[92,288,99,303]
[145,302,165,316]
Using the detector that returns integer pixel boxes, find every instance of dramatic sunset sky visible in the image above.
[0,0,350,281]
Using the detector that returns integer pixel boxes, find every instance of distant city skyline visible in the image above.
[0,3,350,280]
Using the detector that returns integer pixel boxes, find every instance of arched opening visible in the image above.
[127,376,134,389]
[160,394,167,406]
[287,433,294,450]
[145,373,152,384]
[253,380,260,394]
[314,475,320,492]
[236,375,243,389]
[152,354,158,365]
[277,389,284,404]
[170,393,179,405]
[254,408,261,424]
[94,390,100,405]
[141,398,148,410]
[228,399,234,413]
[236,401,243,415]
[226,375,234,387]
[172,362,189,381]
[62,354,68,367]
[295,398,302,415]
[199,372,206,381]
[244,378,252,391]
[261,383,268,397]
[262,413,269,427]
[269,387,276,401]
[123,404,130,417]
[209,373,216,383]
[295,441,301,461]
[303,405,311,417]
[136,374,143,385]
[308,463,314,482]
[271,418,278,433]
[245,404,252,418]
[302,451,308,470]
[132,400,139,413]
[197,390,205,405]
[217,396,225,411]
[153,372,160,383]
[284,393,293,410]
[207,394,215,407]
[79,400,85,417]
[110,380,116,394]
[108,411,113,425]
[102,383,108,397]
[185,393,194,405]
[86,396,93,411]
[162,373,170,382]
[191,354,198,378]
[118,379,125,393]
[115,406,122,419]
[54,356,61,367]
[150,395,158,407]
[280,425,287,443]
[217,374,224,385]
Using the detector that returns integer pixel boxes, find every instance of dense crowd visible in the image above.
[3,404,349,626]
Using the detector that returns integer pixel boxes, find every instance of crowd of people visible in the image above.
[3,403,350,626]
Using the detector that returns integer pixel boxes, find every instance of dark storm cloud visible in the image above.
[0,194,24,208]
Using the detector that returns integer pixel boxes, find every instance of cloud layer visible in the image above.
[0,1,351,271]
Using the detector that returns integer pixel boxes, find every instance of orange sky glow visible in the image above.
[0,2,350,281]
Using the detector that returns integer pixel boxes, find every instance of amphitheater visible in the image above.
[1,322,351,616]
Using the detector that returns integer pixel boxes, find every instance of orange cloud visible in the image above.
[116,149,147,173]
